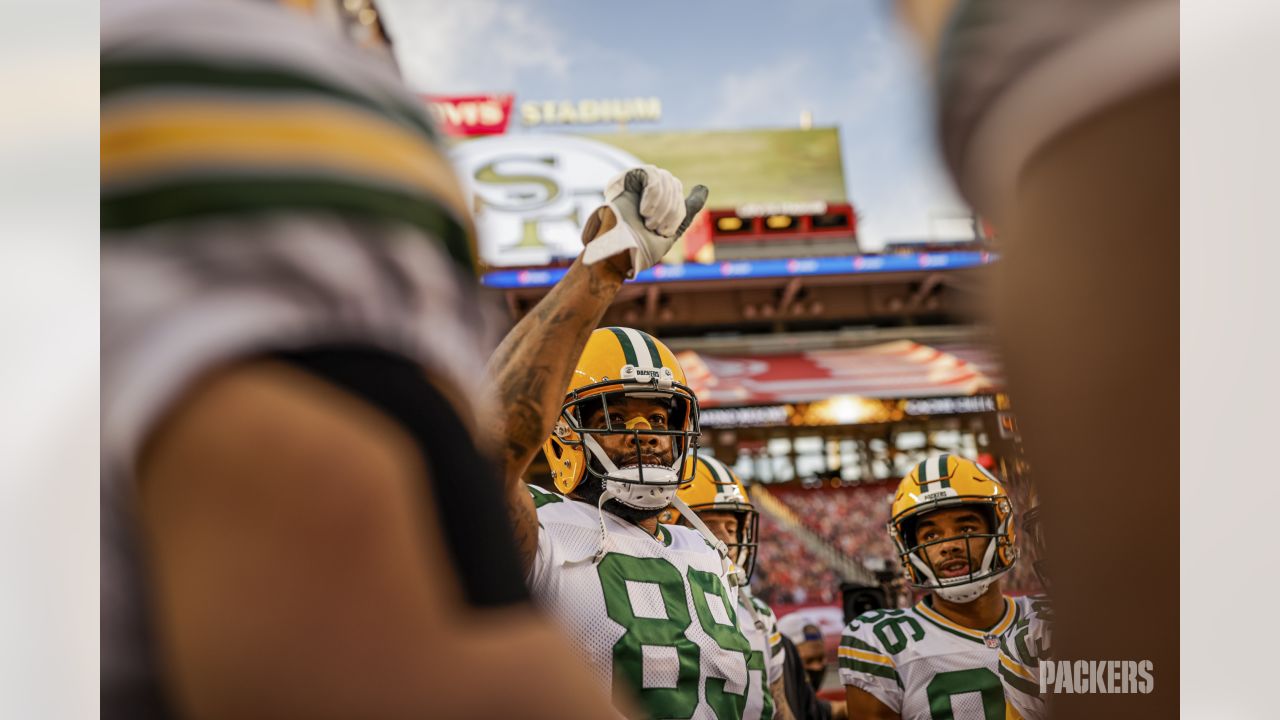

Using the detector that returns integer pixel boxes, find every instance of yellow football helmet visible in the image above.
[666,456,760,581]
[888,453,1017,603]
[543,327,701,509]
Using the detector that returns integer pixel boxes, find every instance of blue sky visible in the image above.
[381,0,971,251]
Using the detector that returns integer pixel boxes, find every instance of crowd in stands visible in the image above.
[771,484,898,569]
[752,510,842,606]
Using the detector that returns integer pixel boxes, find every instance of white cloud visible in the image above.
[705,56,817,129]
[379,0,570,93]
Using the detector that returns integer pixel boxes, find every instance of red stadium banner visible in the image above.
[677,340,1003,408]
[423,93,514,136]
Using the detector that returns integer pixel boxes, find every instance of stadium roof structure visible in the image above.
[677,340,1002,407]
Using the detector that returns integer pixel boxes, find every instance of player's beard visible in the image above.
[571,473,667,525]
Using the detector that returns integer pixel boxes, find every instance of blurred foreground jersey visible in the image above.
[101,1,492,716]
[934,0,1178,223]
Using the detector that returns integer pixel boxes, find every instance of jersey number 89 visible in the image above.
[598,553,770,720]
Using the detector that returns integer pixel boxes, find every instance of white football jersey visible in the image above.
[997,596,1052,720]
[736,587,786,719]
[839,595,1035,720]
[527,485,771,720]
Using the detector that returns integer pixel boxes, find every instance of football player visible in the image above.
[997,499,1052,720]
[840,455,1035,719]
[666,455,794,719]
[102,1,618,717]
[486,154,783,718]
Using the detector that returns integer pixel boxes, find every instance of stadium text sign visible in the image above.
[904,395,997,416]
[521,97,661,127]
[699,405,791,428]
[735,201,828,218]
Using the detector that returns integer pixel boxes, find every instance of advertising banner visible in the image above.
[423,94,514,136]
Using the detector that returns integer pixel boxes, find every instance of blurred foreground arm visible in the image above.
[844,685,901,720]
[138,360,619,719]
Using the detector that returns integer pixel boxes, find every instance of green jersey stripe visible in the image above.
[1013,630,1033,663]
[527,485,564,509]
[840,635,884,654]
[101,58,437,141]
[656,524,674,547]
[750,597,768,614]
[102,176,475,274]
[999,662,1041,696]
[839,658,902,687]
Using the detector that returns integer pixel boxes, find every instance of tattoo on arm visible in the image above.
[771,677,796,720]
[485,223,626,555]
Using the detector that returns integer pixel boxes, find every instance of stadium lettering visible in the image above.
[521,97,662,126]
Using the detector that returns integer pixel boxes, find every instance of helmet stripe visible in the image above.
[604,326,639,367]
[918,455,953,490]
[637,331,663,369]
[618,327,657,368]
[937,455,952,488]
[704,456,730,486]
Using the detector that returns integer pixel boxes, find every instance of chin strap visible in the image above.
[583,433,620,474]
[736,586,766,632]
[670,495,729,558]
[668,495,749,592]
[565,487,618,567]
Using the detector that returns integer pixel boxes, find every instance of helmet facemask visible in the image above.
[714,505,760,583]
[558,376,700,511]
[891,498,1016,604]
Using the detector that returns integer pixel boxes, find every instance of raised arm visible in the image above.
[488,209,629,568]
[488,207,629,490]
[844,685,902,720]
[485,167,708,569]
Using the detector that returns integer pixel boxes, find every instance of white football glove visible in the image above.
[582,164,709,277]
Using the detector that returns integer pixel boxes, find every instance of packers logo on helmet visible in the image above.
[667,456,760,581]
[888,454,1017,604]
[542,327,701,510]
